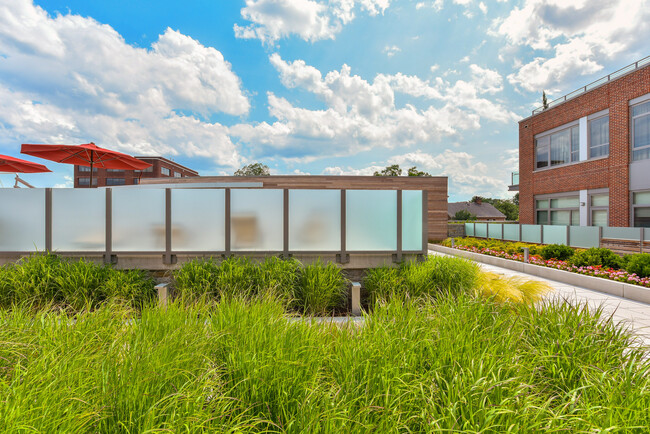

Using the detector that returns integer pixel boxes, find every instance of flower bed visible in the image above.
[452,244,650,288]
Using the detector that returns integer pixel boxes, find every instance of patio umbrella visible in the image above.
[0,154,51,173]
[21,142,152,187]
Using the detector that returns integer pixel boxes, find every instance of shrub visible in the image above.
[294,260,348,315]
[623,253,650,278]
[540,244,575,261]
[569,248,623,269]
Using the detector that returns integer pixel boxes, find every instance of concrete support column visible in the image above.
[579,189,588,226]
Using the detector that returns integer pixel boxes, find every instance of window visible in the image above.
[106,178,126,186]
[136,166,153,173]
[133,178,139,185]
[107,169,124,173]
[632,101,650,161]
[161,167,170,176]
[78,177,97,186]
[174,172,182,178]
[633,191,650,227]
[590,193,608,226]
[589,115,609,158]
[535,125,579,169]
[78,166,97,172]
[535,195,579,225]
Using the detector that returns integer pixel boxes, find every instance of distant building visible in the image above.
[518,56,650,227]
[74,156,198,188]
[448,200,506,222]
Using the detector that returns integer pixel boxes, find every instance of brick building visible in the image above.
[518,57,650,227]
[74,156,198,188]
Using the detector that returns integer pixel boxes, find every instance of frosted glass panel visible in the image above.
[591,194,608,207]
[543,225,567,245]
[402,191,423,251]
[112,189,165,251]
[475,223,487,238]
[172,189,225,251]
[521,224,542,243]
[289,190,340,251]
[570,226,599,248]
[231,189,283,251]
[346,190,396,251]
[465,223,474,236]
[52,189,105,251]
[550,197,579,208]
[487,224,502,239]
[503,224,520,241]
[602,226,641,240]
[634,191,650,205]
[0,189,45,251]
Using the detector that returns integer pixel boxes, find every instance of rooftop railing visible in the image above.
[530,56,650,117]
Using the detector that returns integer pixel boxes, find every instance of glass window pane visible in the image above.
[591,210,607,227]
[347,190,397,251]
[550,196,579,208]
[589,116,609,158]
[536,139,549,168]
[590,194,608,207]
[0,189,45,251]
[112,189,165,251]
[536,199,549,209]
[634,191,650,205]
[536,210,548,225]
[633,101,650,117]
[634,207,650,227]
[571,126,580,161]
[550,210,571,225]
[289,190,340,251]
[52,189,105,251]
[231,189,283,251]
[402,190,423,251]
[172,189,225,251]
[634,116,650,153]
[550,129,570,166]
[571,211,580,226]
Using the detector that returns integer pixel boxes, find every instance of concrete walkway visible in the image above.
[430,250,650,348]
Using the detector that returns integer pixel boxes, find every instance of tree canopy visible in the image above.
[374,164,431,177]
[234,163,270,176]
[453,210,476,221]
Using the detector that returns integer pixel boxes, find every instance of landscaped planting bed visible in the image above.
[1,254,650,431]
[443,237,650,288]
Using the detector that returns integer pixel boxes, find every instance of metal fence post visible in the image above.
[523,247,529,263]
[421,190,428,258]
[163,188,176,265]
[540,225,544,244]
[104,188,114,264]
[641,227,645,254]
[225,188,231,257]
[395,190,402,263]
[45,188,52,252]
[598,226,603,248]
[518,223,522,242]
[566,225,570,246]
[337,189,349,264]
[283,189,289,258]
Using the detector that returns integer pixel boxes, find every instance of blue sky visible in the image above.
[0,0,648,200]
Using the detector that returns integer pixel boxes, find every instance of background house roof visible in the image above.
[448,202,506,219]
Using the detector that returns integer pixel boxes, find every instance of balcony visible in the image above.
[508,171,519,191]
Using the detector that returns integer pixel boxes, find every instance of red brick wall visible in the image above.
[519,65,650,226]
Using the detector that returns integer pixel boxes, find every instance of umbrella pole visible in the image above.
[89,151,94,188]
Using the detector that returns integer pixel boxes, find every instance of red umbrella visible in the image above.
[21,142,152,187]
[0,154,51,173]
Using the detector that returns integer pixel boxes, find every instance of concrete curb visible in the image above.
[429,244,650,304]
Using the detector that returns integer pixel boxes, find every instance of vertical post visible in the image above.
[641,227,645,254]
[395,190,402,263]
[45,188,52,252]
[566,225,570,246]
[473,222,476,238]
[523,247,529,263]
[164,188,174,265]
[104,188,113,264]
[451,238,455,248]
[518,223,522,242]
[421,190,428,256]
[540,225,544,244]
[501,223,504,241]
[225,188,231,256]
[338,189,348,264]
[351,282,361,316]
[283,189,289,258]
[598,226,603,248]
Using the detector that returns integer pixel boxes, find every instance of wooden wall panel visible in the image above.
[142,176,448,241]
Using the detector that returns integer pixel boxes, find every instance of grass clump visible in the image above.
[0,254,155,310]
[1,295,649,431]
[294,260,347,315]
[476,271,551,303]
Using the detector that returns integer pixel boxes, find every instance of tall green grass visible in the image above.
[1,296,648,431]
[0,254,155,310]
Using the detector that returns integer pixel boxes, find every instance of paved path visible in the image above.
[430,250,650,348]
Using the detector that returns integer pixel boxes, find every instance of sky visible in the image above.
[0,0,648,201]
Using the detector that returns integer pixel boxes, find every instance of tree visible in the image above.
[407,166,431,177]
[234,163,270,176]
[542,91,549,110]
[453,210,476,221]
[513,192,519,206]
[373,164,402,176]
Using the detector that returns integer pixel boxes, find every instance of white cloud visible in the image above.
[0,0,247,168]
[231,55,516,160]
[492,0,650,92]
[53,175,73,188]
[383,45,401,57]
[234,0,391,44]
[479,2,487,14]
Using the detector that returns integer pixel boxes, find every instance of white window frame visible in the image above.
[534,191,580,225]
[587,110,609,159]
[631,98,650,161]
[161,167,170,176]
[534,121,580,170]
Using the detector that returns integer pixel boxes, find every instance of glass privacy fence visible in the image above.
[0,188,428,264]
[463,222,650,250]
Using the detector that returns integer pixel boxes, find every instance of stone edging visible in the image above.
[429,244,650,305]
